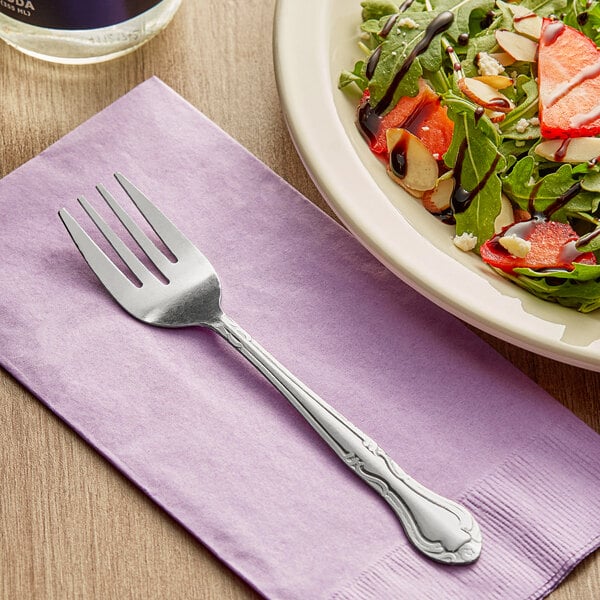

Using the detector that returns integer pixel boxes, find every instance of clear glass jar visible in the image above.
[0,0,182,64]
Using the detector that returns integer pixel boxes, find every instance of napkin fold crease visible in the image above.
[331,421,600,599]
[1,77,599,600]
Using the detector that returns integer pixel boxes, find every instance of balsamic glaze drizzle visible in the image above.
[398,0,416,12]
[374,11,455,115]
[543,182,582,217]
[358,11,455,148]
[380,13,399,38]
[365,45,382,80]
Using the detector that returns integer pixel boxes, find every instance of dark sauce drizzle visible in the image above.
[514,13,538,23]
[374,11,455,115]
[474,106,485,124]
[365,45,382,80]
[543,182,582,217]
[380,13,399,38]
[390,137,409,178]
[398,0,416,12]
[358,11,455,147]
[576,227,600,249]
[480,10,495,29]
[451,140,502,215]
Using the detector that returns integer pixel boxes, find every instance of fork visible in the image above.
[58,173,482,565]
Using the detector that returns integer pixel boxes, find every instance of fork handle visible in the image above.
[211,314,481,565]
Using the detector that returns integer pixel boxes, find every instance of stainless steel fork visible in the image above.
[58,173,482,565]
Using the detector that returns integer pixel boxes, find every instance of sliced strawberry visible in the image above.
[480,219,596,273]
[358,81,454,157]
[538,18,600,139]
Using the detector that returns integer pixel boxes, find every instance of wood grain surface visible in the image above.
[0,1,598,598]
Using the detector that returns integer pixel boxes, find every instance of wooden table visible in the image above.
[0,1,598,598]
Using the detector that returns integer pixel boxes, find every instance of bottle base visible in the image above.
[0,0,182,64]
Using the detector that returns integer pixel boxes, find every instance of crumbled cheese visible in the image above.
[421,125,430,131]
[397,17,419,29]
[477,52,504,77]
[529,117,539,126]
[515,118,530,133]
[499,234,531,258]
[453,232,478,252]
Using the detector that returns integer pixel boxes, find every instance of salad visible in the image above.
[339,0,600,312]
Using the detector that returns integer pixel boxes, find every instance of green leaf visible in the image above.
[361,0,399,21]
[338,61,369,92]
[367,1,497,107]
[575,228,600,252]
[367,11,446,106]
[582,170,600,192]
[507,263,600,312]
[444,107,505,247]
[501,156,600,219]
[431,0,497,43]
[519,0,569,17]
[563,0,600,45]
[499,75,540,139]
[442,91,500,144]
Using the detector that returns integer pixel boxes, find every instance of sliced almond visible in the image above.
[535,137,600,163]
[385,128,438,192]
[508,4,543,39]
[473,75,513,90]
[495,30,538,62]
[494,194,516,233]
[489,52,515,67]
[485,108,506,123]
[422,177,454,213]
[514,208,532,222]
[458,77,515,113]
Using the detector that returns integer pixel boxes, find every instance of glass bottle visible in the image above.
[0,0,182,64]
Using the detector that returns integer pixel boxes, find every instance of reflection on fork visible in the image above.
[58,173,482,565]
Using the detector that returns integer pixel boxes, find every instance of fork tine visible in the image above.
[77,195,154,287]
[114,172,193,257]
[58,208,137,298]
[96,184,174,278]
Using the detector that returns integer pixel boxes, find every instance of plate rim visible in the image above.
[273,0,600,372]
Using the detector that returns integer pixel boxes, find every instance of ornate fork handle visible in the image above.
[211,314,482,565]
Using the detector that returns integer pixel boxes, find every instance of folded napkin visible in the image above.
[1,77,599,599]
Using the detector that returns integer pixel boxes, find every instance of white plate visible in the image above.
[273,0,600,371]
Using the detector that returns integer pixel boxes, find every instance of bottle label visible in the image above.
[0,0,163,30]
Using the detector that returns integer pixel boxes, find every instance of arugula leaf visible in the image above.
[430,0,497,43]
[361,0,399,21]
[442,91,500,144]
[582,170,600,192]
[499,75,540,138]
[575,228,600,252]
[508,264,600,312]
[519,0,569,16]
[502,156,600,219]
[338,61,369,93]
[563,0,600,47]
[367,11,446,106]
[368,0,497,107]
[443,105,505,247]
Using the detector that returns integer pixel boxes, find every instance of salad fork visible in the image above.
[58,173,482,565]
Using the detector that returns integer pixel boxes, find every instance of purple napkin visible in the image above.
[1,77,599,599]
